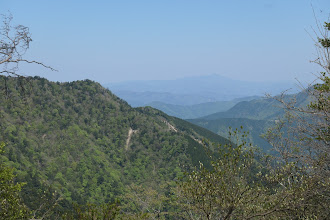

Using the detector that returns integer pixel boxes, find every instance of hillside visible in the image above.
[145,96,260,119]
[188,90,311,152]
[0,76,229,213]
[188,118,274,152]
[201,91,310,120]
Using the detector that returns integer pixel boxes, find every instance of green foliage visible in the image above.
[190,92,310,154]
[179,127,330,219]
[309,72,330,141]
[62,200,121,220]
[318,22,330,48]
[0,143,29,219]
[120,184,169,219]
[263,161,329,219]
[0,76,228,216]
[189,118,274,152]
[178,128,266,219]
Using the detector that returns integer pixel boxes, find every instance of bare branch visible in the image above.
[0,13,57,77]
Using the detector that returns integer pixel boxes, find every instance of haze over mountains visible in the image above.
[105,74,310,153]
[104,74,298,107]
[145,96,260,119]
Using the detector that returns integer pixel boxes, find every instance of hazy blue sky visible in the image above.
[1,0,329,83]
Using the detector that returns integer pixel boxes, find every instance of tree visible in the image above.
[178,128,271,220]
[0,142,29,219]
[62,201,121,220]
[0,13,59,219]
[178,19,330,219]
[121,183,169,219]
[262,19,330,219]
[0,13,56,77]
[179,130,329,219]
[310,21,330,145]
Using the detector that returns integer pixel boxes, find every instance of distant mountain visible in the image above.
[146,96,261,119]
[201,91,310,120]
[104,74,298,106]
[0,76,229,212]
[188,90,311,152]
[111,90,216,106]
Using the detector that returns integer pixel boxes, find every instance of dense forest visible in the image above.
[0,76,231,218]
[0,73,329,219]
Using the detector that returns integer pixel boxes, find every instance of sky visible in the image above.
[1,0,329,84]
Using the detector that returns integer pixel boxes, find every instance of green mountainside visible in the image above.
[188,91,311,152]
[188,118,274,152]
[201,91,310,120]
[145,96,260,119]
[0,76,229,213]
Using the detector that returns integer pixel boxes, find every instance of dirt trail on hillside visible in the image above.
[125,128,138,151]
[161,119,203,145]
[162,120,178,132]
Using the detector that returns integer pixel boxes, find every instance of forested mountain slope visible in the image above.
[0,76,229,212]
[189,90,311,152]
[188,118,274,152]
[201,91,310,120]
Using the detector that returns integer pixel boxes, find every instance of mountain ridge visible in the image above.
[145,96,261,119]
[0,76,229,212]
[188,89,312,152]
[200,90,310,121]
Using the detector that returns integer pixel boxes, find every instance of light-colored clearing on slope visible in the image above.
[125,128,138,151]
[162,120,178,132]
[161,119,203,145]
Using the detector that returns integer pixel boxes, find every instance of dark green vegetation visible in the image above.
[0,68,328,220]
[177,21,330,219]
[179,127,329,219]
[0,143,29,219]
[0,76,229,218]
[0,13,329,219]
[0,76,326,219]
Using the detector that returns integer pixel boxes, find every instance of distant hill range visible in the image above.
[104,74,305,152]
[104,74,298,106]
[200,90,310,120]
[145,96,260,119]
[188,90,311,152]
